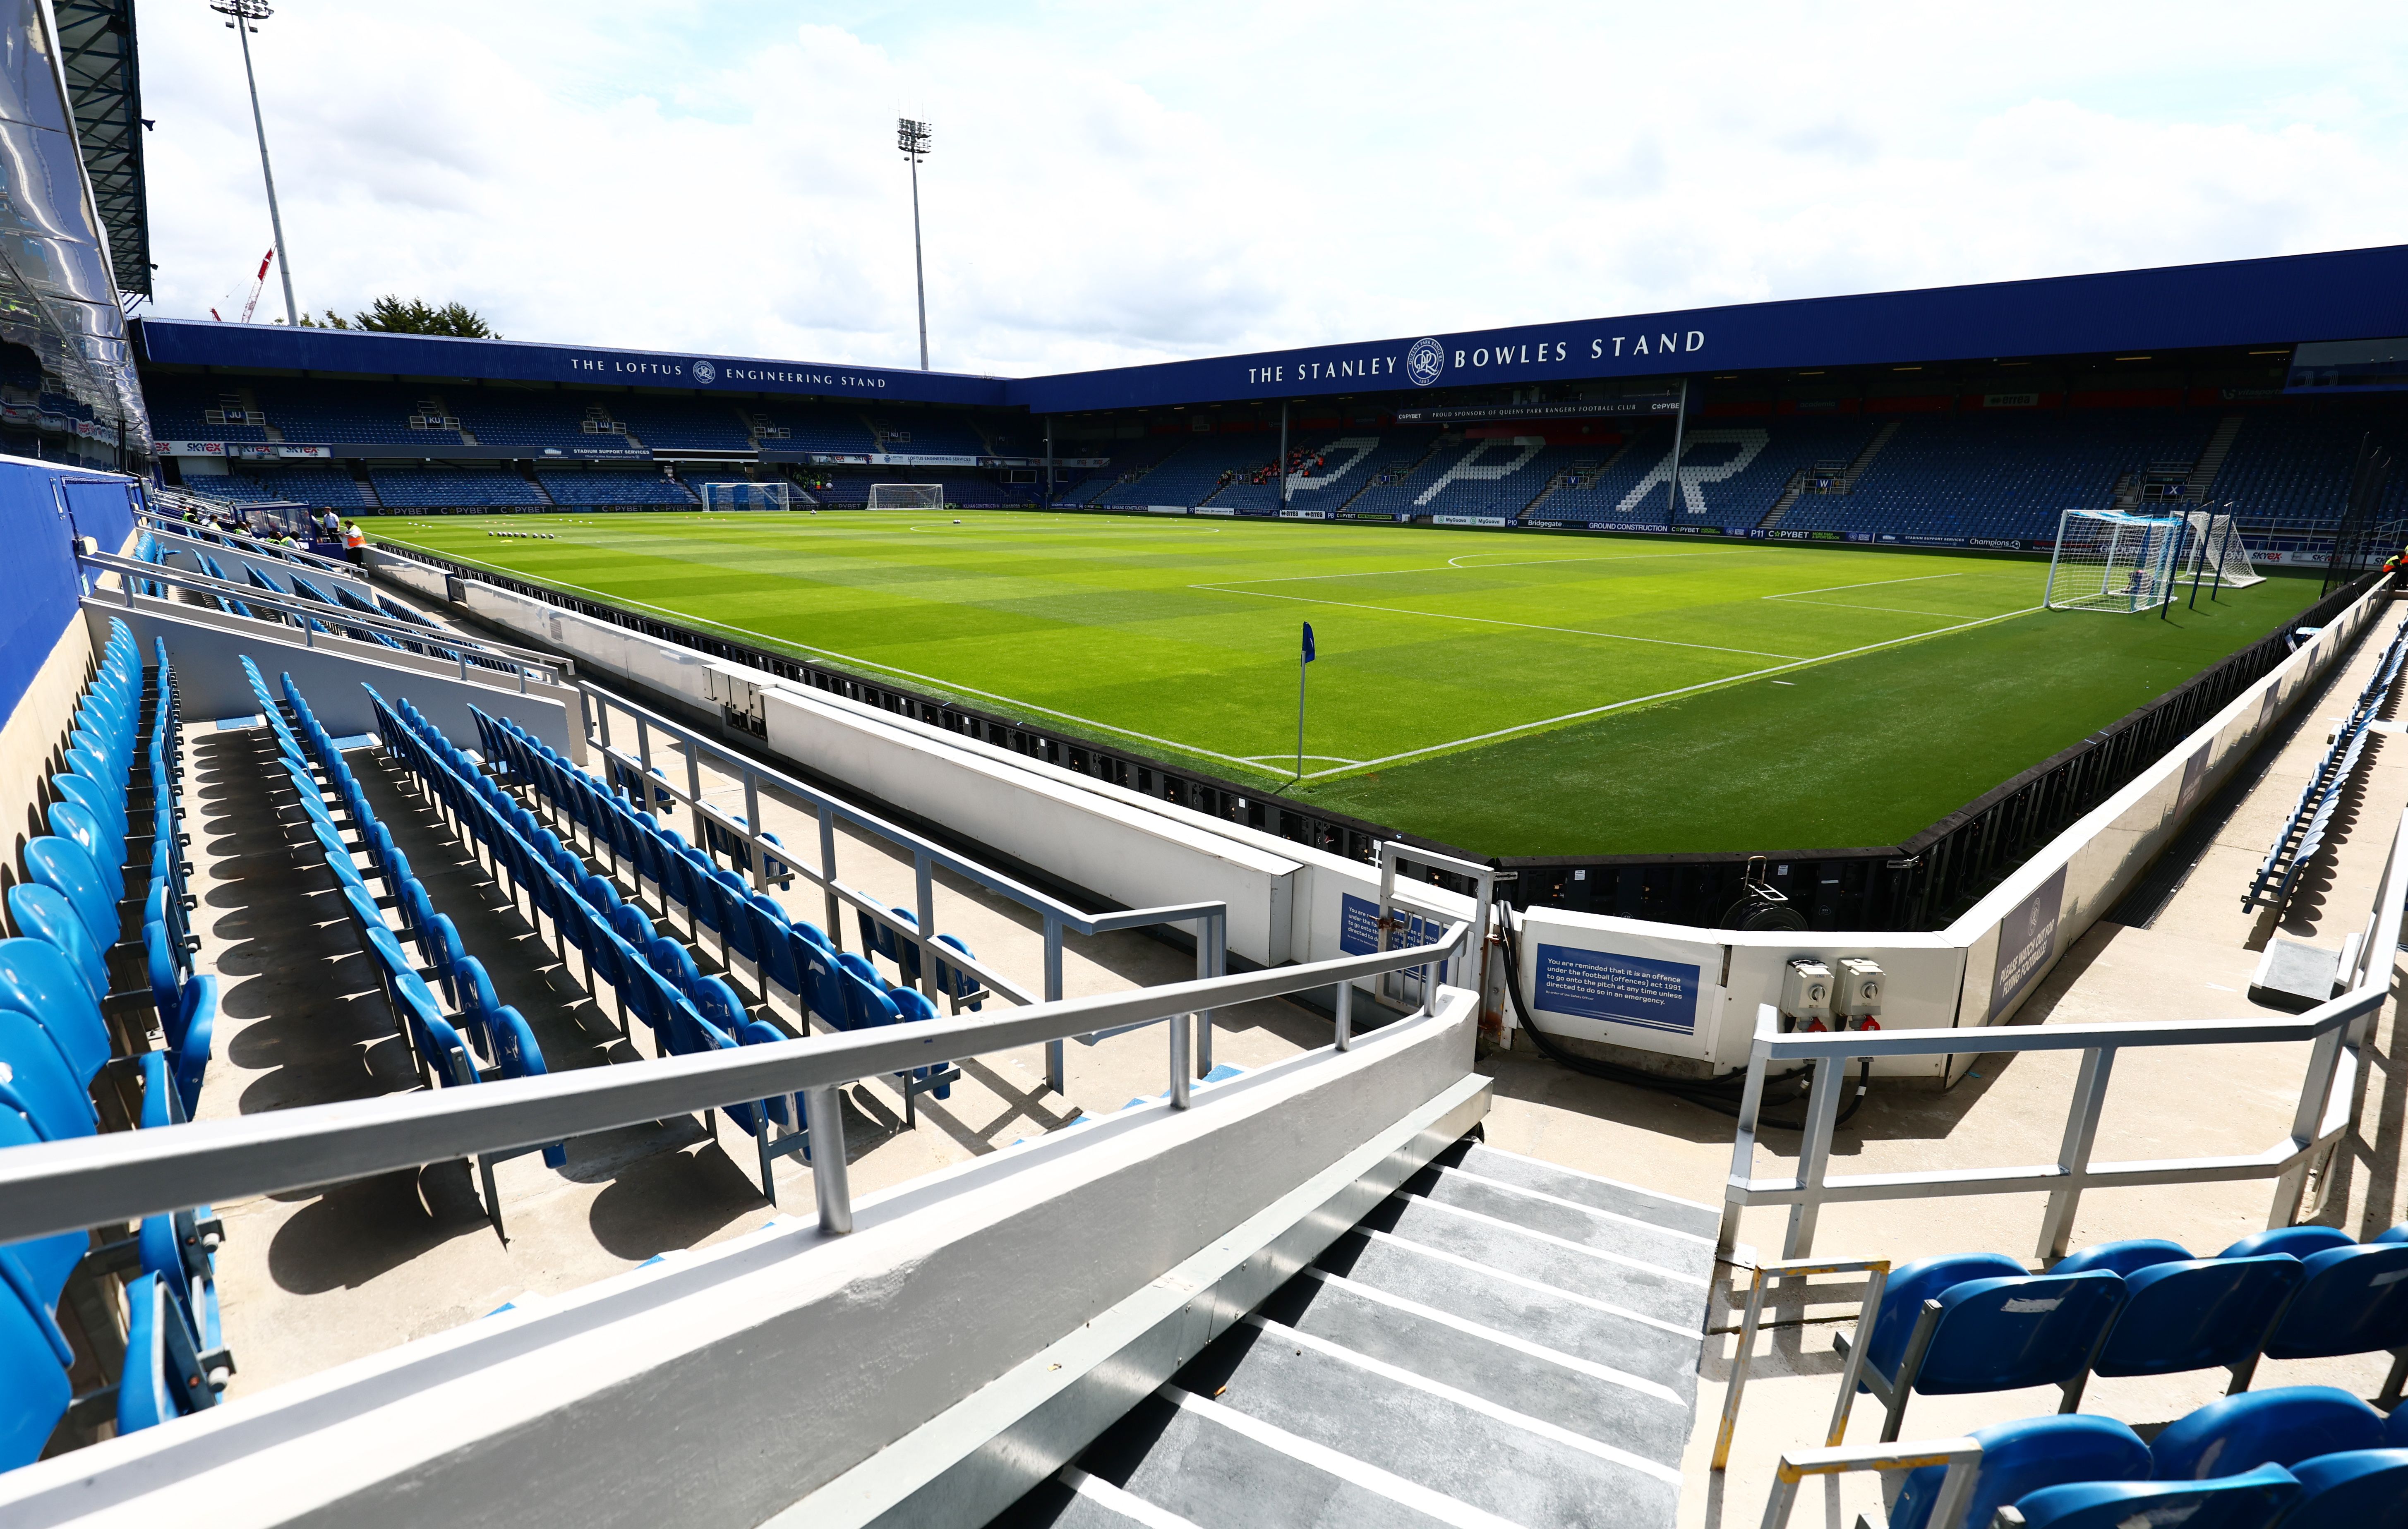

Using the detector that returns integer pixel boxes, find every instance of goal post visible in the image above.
[2175,509,2265,589]
[2044,509,2186,613]
[866,482,945,511]
[698,480,792,512]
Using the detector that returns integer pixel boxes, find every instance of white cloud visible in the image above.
[136,2,2408,376]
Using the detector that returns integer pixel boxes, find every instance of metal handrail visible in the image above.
[140,507,364,580]
[88,549,570,683]
[1717,803,2408,1262]
[0,928,1473,1248]
[579,682,1233,1086]
[1757,1437,1982,1529]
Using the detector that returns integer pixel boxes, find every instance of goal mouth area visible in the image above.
[866,483,947,510]
[698,480,794,511]
[2044,508,2187,614]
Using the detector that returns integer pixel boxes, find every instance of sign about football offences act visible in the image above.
[1534,945,1702,1036]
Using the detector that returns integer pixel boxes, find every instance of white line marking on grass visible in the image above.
[1763,572,1963,599]
[1202,547,1727,588]
[1241,753,1367,765]
[376,541,1300,777]
[1771,597,1981,617]
[1196,585,1804,660]
[1300,604,2046,778]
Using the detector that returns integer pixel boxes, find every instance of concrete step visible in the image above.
[1065,1392,1470,1529]
[1265,1265,1692,1463]
[1458,1144,1720,1239]
[1190,1318,1683,1528]
[1409,1165,1718,1282]
[1318,1227,1703,1405]
[1361,1191,1709,1329]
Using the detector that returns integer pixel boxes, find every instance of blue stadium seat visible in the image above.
[1848,1254,2125,1440]
[2011,1463,2300,1529]
[1888,1415,2149,1529]
[2150,1385,2386,1479]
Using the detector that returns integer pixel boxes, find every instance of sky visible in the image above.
[134,2,2408,378]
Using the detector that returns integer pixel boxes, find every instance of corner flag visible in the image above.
[1293,622,1315,785]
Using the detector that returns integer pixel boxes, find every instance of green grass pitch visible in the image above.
[372,510,2320,856]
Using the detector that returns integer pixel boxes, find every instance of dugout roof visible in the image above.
[134,243,2408,415]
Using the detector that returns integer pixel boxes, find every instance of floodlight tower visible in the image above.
[897,117,932,370]
[211,0,299,327]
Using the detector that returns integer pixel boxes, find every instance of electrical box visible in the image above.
[1835,957,1885,1023]
[1780,958,1833,1024]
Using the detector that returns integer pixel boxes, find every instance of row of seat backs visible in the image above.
[1890,1388,2408,1529]
[266,668,552,1111]
[1864,1225,2408,1400]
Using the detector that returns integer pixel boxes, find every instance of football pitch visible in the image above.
[372,510,2322,856]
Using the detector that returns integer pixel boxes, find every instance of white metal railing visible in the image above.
[577,682,1235,1085]
[1718,804,2408,1264]
[0,931,1474,1248]
[140,506,362,580]
[87,548,570,688]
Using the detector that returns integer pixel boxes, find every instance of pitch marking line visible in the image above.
[1199,547,1728,589]
[1764,572,1964,599]
[1195,584,1804,660]
[1772,597,1983,617]
[384,542,1298,776]
[1302,604,2047,778]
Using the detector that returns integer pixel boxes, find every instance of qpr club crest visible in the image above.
[691,359,717,386]
[1405,337,1445,388]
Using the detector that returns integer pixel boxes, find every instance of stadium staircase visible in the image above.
[2185,412,2247,501]
[996,1138,1712,1529]
[1333,432,1451,515]
[1758,420,1896,531]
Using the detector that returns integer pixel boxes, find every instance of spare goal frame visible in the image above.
[866,482,946,511]
[698,479,792,512]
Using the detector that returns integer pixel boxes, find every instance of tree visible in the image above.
[349,296,500,338]
[294,309,350,328]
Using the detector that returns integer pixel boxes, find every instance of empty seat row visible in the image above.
[3,623,231,1467]
[239,661,562,1237]
[2244,621,2408,914]
[1886,1385,2408,1529]
[1845,1223,2408,1443]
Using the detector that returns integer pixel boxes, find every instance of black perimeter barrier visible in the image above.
[375,542,2379,935]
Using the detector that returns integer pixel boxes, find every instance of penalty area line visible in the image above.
[1302,603,2046,779]
[375,541,1300,778]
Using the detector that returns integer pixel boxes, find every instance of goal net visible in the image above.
[866,482,945,510]
[2174,510,2266,589]
[2045,509,2185,613]
[699,480,791,511]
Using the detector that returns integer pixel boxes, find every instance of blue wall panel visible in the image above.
[0,458,137,729]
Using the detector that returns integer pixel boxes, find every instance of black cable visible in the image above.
[1494,913,1870,1131]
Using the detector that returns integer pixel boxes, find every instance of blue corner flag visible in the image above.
[1301,621,1316,663]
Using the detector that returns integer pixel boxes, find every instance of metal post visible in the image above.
[914,851,938,999]
[684,739,705,847]
[817,804,841,943]
[1278,401,1290,514]
[217,2,300,327]
[899,119,933,371]
[1334,979,1353,1051]
[1169,1012,1192,1109]
[1196,912,1220,1076]
[2036,1047,2115,1261]
[2187,507,2210,611]
[1663,377,1690,528]
[743,772,765,893]
[803,1086,851,1234]
[1044,418,1054,508]
[1044,915,1066,1094]
[1782,1054,1844,1258]
[2210,505,2232,602]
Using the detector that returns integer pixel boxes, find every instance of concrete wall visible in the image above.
[0,618,101,918]
[85,598,583,763]
[0,996,1483,1529]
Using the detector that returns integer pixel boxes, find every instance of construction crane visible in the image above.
[210,248,277,322]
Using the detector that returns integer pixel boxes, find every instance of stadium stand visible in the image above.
[447,391,635,452]
[369,467,544,508]
[742,401,876,453]
[537,469,692,507]
[2216,407,2408,536]
[2245,621,2408,916]
[863,411,987,457]
[1099,435,1287,508]
[184,467,367,510]
[609,396,753,451]
[243,379,461,447]
[140,376,269,443]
